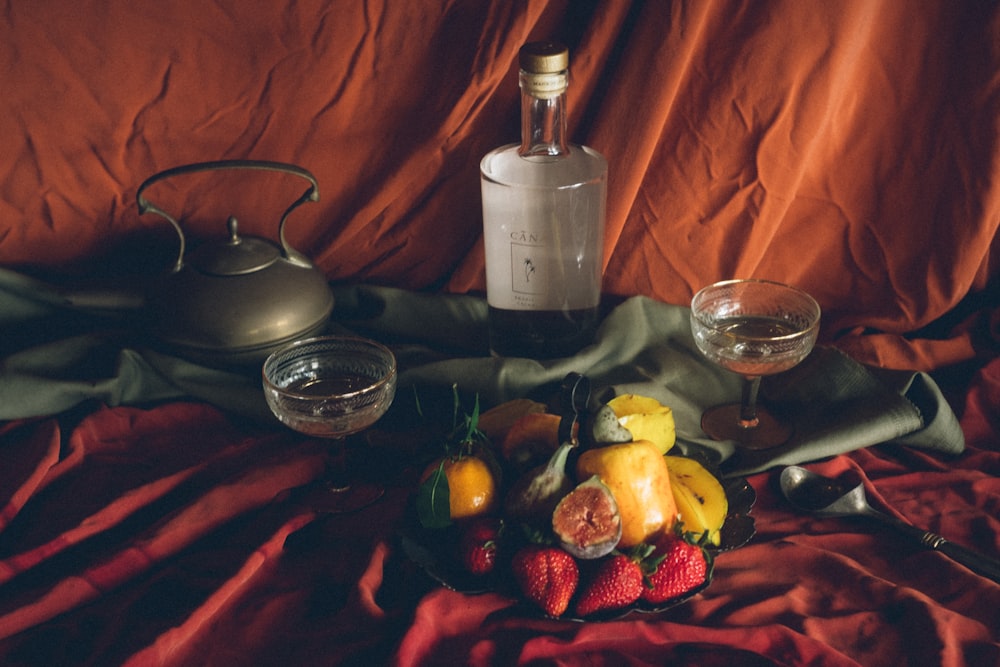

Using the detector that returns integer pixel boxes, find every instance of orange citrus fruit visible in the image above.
[422,455,499,520]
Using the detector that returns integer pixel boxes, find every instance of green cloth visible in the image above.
[0,270,964,476]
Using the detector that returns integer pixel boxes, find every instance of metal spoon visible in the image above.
[780,466,1000,583]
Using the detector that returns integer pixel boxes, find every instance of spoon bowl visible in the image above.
[779,466,875,518]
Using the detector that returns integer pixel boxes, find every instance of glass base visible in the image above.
[701,402,794,450]
[296,479,385,513]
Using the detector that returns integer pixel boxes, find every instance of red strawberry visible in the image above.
[460,518,501,576]
[640,532,710,604]
[574,545,653,617]
[511,545,579,617]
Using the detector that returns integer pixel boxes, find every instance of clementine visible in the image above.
[422,455,499,520]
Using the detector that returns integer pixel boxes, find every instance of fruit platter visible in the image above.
[398,373,756,621]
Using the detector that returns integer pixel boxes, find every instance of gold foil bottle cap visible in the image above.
[519,42,569,74]
[519,42,568,98]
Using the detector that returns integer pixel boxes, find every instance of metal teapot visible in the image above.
[130,160,334,366]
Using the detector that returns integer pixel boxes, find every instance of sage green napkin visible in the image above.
[0,271,964,476]
[336,286,963,476]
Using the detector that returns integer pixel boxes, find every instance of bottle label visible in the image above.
[481,147,606,315]
[510,239,545,296]
[484,224,600,312]
[521,72,567,99]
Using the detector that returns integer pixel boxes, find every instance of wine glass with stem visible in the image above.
[690,279,820,450]
[263,335,397,513]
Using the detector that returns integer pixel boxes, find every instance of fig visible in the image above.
[504,440,574,524]
[552,475,622,559]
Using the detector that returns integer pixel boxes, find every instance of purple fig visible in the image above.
[504,441,574,524]
[552,475,622,559]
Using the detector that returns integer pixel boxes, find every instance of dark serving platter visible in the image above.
[398,457,756,622]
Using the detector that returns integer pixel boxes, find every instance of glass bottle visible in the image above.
[480,41,607,358]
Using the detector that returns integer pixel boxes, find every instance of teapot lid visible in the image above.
[189,217,279,276]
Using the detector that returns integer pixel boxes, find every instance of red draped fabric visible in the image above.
[0,362,996,665]
[0,1,998,664]
[0,1,996,370]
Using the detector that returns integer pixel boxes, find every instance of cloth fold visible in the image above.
[0,271,963,475]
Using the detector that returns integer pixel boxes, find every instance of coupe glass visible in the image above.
[263,335,397,513]
[690,279,820,450]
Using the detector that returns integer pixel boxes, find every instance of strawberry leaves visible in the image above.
[640,529,713,604]
[574,544,654,617]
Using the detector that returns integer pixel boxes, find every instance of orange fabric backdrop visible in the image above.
[0,1,997,369]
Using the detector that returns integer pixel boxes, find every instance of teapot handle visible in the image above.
[135,160,320,272]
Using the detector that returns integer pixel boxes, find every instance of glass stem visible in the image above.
[324,438,352,492]
[739,376,762,429]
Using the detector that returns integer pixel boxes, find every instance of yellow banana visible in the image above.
[664,455,728,545]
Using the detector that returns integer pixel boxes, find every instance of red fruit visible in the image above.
[460,518,501,576]
[511,545,579,617]
[575,548,650,617]
[640,533,710,604]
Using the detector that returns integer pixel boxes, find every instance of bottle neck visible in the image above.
[518,70,568,157]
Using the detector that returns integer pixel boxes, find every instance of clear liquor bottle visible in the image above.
[480,41,607,358]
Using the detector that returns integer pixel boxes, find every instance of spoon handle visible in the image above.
[932,537,1000,584]
[872,511,1000,583]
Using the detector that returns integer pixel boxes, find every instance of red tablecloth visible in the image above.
[1,359,997,666]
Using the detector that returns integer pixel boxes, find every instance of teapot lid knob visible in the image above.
[228,215,240,243]
[189,216,280,276]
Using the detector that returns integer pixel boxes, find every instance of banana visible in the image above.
[664,455,728,545]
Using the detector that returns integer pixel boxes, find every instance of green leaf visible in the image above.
[412,385,424,419]
[466,395,480,439]
[450,384,462,432]
[416,461,452,529]
[443,385,488,454]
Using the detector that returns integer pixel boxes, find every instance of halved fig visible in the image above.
[551,475,622,559]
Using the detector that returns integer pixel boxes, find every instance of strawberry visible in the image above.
[640,532,711,604]
[511,545,579,617]
[574,545,653,617]
[460,517,501,576]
